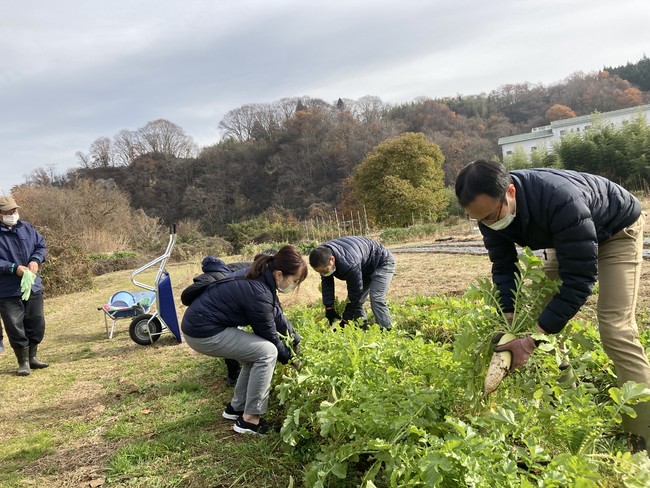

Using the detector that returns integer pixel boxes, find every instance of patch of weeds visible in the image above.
[106,440,172,477]
[0,470,25,486]
[0,430,56,477]
[162,381,206,397]
[111,474,188,487]
[58,418,99,438]
[104,419,143,441]
[67,344,97,361]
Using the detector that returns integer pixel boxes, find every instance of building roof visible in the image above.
[550,103,650,128]
[498,104,650,147]
[498,128,553,145]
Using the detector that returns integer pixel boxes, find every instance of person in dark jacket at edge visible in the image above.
[181,245,306,435]
[181,249,276,386]
[309,236,395,330]
[0,195,49,376]
[455,159,650,454]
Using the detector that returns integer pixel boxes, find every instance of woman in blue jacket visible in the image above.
[181,245,307,435]
[181,249,277,386]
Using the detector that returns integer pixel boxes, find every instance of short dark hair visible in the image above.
[455,160,511,207]
[309,246,333,268]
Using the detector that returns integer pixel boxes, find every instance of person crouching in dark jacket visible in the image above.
[181,250,276,386]
[181,245,306,435]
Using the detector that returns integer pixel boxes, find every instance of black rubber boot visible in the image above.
[29,344,49,369]
[13,347,31,376]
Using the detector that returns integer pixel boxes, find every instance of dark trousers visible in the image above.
[0,293,46,349]
[224,357,241,379]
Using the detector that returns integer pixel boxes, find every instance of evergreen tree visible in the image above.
[352,132,448,227]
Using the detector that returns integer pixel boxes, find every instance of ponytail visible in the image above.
[246,245,308,283]
[246,254,274,278]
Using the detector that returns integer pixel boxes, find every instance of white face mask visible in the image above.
[277,282,297,294]
[320,267,336,277]
[486,200,516,231]
[486,212,515,231]
[2,214,18,227]
[277,275,297,294]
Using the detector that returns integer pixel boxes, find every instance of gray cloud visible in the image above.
[1,0,647,192]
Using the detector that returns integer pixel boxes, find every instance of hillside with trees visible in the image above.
[16,57,650,245]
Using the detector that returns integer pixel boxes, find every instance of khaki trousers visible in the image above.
[543,213,650,445]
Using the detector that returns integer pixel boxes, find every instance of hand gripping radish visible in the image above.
[465,249,560,396]
[484,333,537,395]
[494,335,538,370]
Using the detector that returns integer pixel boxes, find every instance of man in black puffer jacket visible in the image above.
[455,159,650,454]
[309,236,395,329]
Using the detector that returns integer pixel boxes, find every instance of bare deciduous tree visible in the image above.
[218,105,259,142]
[113,129,143,166]
[89,136,114,168]
[137,119,198,158]
[75,151,92,168]
[354,95,387,124]
[24,164,62,187]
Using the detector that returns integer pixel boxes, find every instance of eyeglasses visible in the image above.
[477,199,504,225]
[0,208,18,216]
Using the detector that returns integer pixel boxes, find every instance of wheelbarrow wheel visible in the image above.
[129,314,162,345]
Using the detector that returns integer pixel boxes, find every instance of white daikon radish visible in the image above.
[484,333,516,395]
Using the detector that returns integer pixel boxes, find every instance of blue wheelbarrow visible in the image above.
[99,225,182,345]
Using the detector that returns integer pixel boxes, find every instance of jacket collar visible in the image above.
[262,267,278,293]
[0,220,22,232]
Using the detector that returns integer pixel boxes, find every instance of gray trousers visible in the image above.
[183,328,278,416]
[358,254,395,329]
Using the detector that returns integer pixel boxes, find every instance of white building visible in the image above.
[498,104,650,158]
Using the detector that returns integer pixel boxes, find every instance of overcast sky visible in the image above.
[1,0,648,193]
